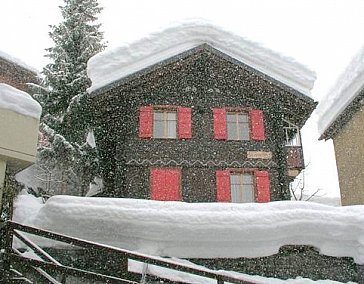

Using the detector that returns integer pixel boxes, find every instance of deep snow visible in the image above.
[87,20,316,97]
[0,83,42,119]
[317,46,364,137]
[13,195,364,264]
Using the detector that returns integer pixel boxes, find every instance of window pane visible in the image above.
[167,112,176,121]
[238,113,248,123]
[230,174,240,185]
[153,120,164,138]
[239,123,250,140]
[154,111,163,121]
[243,174,253,184]
[227,113,236,122]
[167,120,176,138]
[227,122,237,140]
[243,184,254,202]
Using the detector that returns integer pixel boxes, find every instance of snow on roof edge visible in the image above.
[87,20,316,97]
[0,50,40,75]
[0,83,42,119]
[317,45,364,137]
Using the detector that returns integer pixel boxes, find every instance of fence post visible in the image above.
[217,275,224,284]
[3,221,14,282]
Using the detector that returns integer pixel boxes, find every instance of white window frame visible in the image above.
[153,109,177,139]
[226,111,250,141]
[283,119,301,146]
[230,172,255,203]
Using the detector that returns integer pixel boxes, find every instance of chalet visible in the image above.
[317,46,364,205]
[87,21,317,203]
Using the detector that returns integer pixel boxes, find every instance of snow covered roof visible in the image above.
[87,20,316,97]
[0,50,39,75]
[0,83,42,119]
[317,46,364,138]
[17,196,364,264]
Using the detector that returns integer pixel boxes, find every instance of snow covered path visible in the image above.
[14,195,364,264]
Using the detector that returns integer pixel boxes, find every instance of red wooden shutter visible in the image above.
[178,107,192,139]
[216,170,231,202]
[151,169,181,201]
[139,106,153,138]
[213,108,227,140]
[256,171,270,203]
[250,109,265,141]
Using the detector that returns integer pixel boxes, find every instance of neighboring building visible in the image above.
[0,50,40,93]
[317,47,364,206]
[87,21,317,203]
[0,83,41,209]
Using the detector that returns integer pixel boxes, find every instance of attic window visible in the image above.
[283,119,301,146]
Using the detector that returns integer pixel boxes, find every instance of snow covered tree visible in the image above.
[40,0,106,139]
[35,0,106,196]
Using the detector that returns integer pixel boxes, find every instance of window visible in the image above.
[227,112,250,140]
[230,173,254,202]
[216,170,270,203]
[213,108,265,141]
[153,110,177,138]
[283,119,301,146]
[150,168,181,201]
[139,106,192,139]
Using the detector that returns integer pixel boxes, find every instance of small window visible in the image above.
[283,119,301,146]
[153,110,177,139]
[230,173,254,203]
[227,112,250,140]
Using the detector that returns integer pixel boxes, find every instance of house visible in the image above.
[87,21,317,203]
[317,46,364,206]
[0,50,40,93]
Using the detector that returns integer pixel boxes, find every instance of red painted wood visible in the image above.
[139,106,153,138]
[178,107,192,139]
[250,109,265,141]
[213,108,227,140]
[216,170,231,202]
[151,169,181,201]
[256,171,270,203]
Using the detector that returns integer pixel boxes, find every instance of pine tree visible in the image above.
[36,0,106,196]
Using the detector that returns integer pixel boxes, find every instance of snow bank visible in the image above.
[24,196,364,264]
[12,190,44,224]
[87,20,316,97]
[0,83,42,119]
[317,46,364,137]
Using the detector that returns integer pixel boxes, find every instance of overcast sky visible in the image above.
[2,0,364,197]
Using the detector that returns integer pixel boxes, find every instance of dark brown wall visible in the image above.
[93,47,316,201]
[0,57,39,93]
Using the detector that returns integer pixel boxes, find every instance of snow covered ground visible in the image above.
[13,194,364,265]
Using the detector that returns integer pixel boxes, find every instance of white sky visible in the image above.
[2,0,364,197]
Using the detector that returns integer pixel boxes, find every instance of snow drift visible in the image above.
[20,196,364,264]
